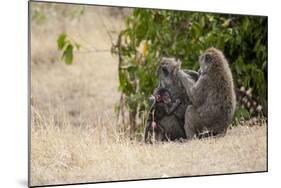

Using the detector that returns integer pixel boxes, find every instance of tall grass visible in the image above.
[31,105,267,186]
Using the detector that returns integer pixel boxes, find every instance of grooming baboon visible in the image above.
[144,88,186,143]
[177,47,236,139]
[144,58,199,143]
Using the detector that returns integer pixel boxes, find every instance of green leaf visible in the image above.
[63,44,73,65]
[57,33,67,50]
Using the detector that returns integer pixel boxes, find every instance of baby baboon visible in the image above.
[144,88,186,143]
[154,88,182,116]
[177,47,236,139]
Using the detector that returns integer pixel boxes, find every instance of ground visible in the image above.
[30,3,267,186]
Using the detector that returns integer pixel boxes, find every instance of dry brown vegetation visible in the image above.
[30,3,267,187]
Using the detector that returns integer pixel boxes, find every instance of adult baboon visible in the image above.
[156,57,199,122]
[177,47,236,139]
[144,88,185,143]
[144,57,199,143]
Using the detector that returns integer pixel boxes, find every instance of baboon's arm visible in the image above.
[183,69,199,81]
[191,75,209,106]
[176,70,196,103]
[164,99,181,115]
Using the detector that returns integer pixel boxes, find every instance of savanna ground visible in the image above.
[30,3,267,186]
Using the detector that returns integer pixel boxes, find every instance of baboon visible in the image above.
[144,88,186,143]
[176,47,236,139]
[153,88,182,116]
[156,57,199,122]
[144,57,199,143]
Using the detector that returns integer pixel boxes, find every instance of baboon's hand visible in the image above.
[175,99,181,104]
[151,121,157,129]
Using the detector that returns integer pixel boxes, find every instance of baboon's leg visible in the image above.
[184,123,196,140]
[184,105,202,140]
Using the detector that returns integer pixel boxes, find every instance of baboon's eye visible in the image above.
[161,60,167,65]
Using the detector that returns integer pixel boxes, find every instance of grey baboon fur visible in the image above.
[177,47,236,139]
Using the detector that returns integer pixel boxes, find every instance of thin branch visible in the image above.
[97,12,115,45]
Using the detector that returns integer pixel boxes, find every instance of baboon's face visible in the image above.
[199,52,212,73]
[162,91,172,104]
[157,57,180,78]
[156,91,171,104]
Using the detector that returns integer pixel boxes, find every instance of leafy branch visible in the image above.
[113,9,268,133]
[57,32,81,65]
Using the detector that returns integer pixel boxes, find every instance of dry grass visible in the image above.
[31,114,267,186]
[30,3,267,187]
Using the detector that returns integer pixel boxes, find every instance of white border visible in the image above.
[36,0,269,16]
[1,0,281,188]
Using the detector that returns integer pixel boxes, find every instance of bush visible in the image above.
[112,9,267,131]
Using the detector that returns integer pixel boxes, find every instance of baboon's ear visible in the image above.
[172,59,181,76]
